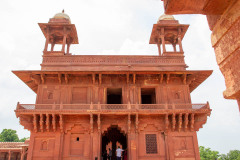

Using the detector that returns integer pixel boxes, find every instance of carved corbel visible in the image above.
[97,114,101,133]
[178,113,182,132]
[128,114,131,134]
[33,114,37,133]
[31,75,41,85]
[172,113,176,131]
[133,74,136,84]
[126,74,129,84]
[90,113,93,133]
[40,114,43,132]
[160,74,164,84]
[52,114,56,132]
[165,114,169,131]
[58,74,62,84]
[184,113,189,131]
[59,114,63,133]
[64,74,69,84]
[99,74,102,85]
[166,74,170,84]
[46,114,49,132]
[135,113,139,134]
[186,75,196,85]
[190,114,195,131]
[182,74,187,85]
[92,74,96,85]
[40,74,45,84]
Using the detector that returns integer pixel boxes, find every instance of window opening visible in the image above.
[141,88,156,104]
[107,88,122,104]
[76,137,79,141]
[145,134,158,154]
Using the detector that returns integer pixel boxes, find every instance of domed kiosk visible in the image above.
[150,14,189,55]
[38,10,78,55]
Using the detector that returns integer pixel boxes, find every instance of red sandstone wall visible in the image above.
[36,75,191,105]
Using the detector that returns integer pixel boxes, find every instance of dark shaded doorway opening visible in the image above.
[141,88,156,104]
[102,125,127,160]
[107,88,122,104]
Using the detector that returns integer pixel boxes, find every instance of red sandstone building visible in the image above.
[13,12,212,160]
[161,0,240,110]
[0,141,29,160]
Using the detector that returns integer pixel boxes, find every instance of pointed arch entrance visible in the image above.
[102,125,127,160]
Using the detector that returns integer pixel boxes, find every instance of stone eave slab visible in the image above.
[12,70,212,93]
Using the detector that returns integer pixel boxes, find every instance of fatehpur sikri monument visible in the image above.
[0,0,239,159]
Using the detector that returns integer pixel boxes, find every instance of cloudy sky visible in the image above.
[0,0,239,154]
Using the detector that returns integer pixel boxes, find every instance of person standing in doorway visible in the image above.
[108,148,112,160]
[116,146,124,160]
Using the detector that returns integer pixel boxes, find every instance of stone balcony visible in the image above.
[15,103,210,115]
[15,103,211,132]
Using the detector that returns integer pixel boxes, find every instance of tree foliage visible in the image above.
[199,146,220,160]
[219,150,240,160]
[199,146,240,160]
[0,129,28,142]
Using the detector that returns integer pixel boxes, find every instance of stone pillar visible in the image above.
[20,147,25,160]
[161,35,166,53]
[8,151,11,160]
[178,28,183,52]
[90,114,93,160]
[51,43,55,51]
[128,114,131,159]
[160,28,166,53]
[173,44,176,52]
[164,132,170,160]
[157,42,161,56]
[62,27,67,53]
[66,44,71,55]
[44,27,50,52]
[97,114,101,160]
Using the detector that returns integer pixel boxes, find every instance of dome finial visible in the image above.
[157,14,175,23]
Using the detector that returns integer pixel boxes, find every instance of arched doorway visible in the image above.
[102,125,127,160]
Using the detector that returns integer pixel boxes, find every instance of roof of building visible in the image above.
[0,142,25,149]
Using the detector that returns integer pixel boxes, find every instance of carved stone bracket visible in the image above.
[160,74,164,84]
[33,114,37,133]
[40,114,43,132]
[190,113,195,131]
[165,114,169,131]
[178,113,182,132]
[184,113,189,131]
[133,74,136,84]
[58,74,62,84]
[41,74,45,84]
[52,114,56,132]
[97,114,101,133]
[46,114,50,132]
[90,113,93,133]
[172,114,176,131]
[135,113,139,134]
[128,114,131,134]
[59,114,63,133]
[64,74,69,84]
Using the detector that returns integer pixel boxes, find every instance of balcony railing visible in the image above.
[16,103,209,111]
